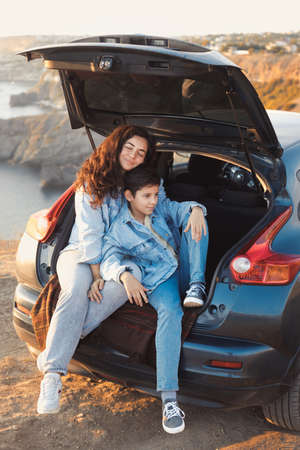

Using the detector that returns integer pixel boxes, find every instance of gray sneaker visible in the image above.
[162,401,185,434]
[183,282,206,308]
[37,373,62,414]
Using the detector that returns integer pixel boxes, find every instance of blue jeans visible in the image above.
[148,270,183,391]
[37,250,142,375]
[38,217,209,389]
[179,215,209,292]
[146,217,209,391]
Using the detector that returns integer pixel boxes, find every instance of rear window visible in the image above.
[79,71,254,128]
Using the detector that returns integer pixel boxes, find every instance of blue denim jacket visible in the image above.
[64,182,207,265]
[100,198,203,291]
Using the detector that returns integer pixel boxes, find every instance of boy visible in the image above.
[97,165,208,434]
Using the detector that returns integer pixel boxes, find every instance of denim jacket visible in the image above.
[63,182,207,265]
[100,198,203,291]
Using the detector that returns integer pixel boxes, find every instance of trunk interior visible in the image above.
[158,151,268,284]
[47,150,269,289]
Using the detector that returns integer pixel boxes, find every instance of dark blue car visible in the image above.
[13,34,300,431]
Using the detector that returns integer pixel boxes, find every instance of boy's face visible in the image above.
[125,184,159,222]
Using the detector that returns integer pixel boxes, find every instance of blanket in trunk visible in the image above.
[31,274,200,367]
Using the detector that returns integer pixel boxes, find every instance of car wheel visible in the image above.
[263,372,300,431]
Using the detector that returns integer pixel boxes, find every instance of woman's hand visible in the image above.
[88,277,105,303]
[184,206,207,242]
[120,271,148,307]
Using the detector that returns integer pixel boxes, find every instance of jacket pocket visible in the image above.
[129,239,161,262]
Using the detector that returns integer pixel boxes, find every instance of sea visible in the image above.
[0,81,65,239]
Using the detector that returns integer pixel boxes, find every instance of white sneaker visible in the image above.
[162,401,185,434]
[37,373,62,414]
[183,282,206,308]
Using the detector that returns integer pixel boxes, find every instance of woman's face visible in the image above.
[119,135,148,171]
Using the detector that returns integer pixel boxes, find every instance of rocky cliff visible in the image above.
[0,35,102,188]
[0,112,103,187]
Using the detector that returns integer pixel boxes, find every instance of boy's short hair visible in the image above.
[124,165,160,196]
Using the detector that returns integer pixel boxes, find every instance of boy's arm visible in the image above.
[183,205,207,242]
[100,237,134,285]
[158,180,206,223]
[101,236,149,307]
[159,195,206,227]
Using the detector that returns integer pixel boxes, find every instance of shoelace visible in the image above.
[187,283,206,297]
[163,402,185,420]
[41,377,61,399]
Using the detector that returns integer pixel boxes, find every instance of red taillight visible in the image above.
[25,209,51,241]
[208,360,243,369]
[25,184,75,241]
[230,206,300,285]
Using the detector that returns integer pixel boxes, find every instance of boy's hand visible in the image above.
[88,277,105,303]
[184,206,207,242]
[120,271,148,307]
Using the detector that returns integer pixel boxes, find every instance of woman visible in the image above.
[36,125,206,415]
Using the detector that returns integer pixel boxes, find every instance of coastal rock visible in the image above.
[0,112,103,187]
[40,161,80,188]
[9,71,64,109]
[10,91,38,106]
[0,117,27,160]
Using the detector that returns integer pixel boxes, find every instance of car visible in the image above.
[13,34,300,431]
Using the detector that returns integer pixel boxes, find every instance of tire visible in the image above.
[262,372,300,431]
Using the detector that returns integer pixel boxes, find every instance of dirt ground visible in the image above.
[2,241,300,449]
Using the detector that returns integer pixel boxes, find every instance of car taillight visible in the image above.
[25,184,75,242]
[25,209,51,240]
[230,206,300,285]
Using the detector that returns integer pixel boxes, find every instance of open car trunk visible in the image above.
[159,151,269,284]
[25,35,280,290]
[45,150,269,292]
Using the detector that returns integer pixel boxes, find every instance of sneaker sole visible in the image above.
[37,406,60,414]
[183,297,204,308]
[162,421,185,434]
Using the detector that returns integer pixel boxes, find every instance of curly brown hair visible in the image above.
[74,125,156,208]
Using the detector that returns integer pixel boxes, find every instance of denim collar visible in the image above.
[119,200,158,225]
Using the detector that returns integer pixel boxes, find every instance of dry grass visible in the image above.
[253,78,300,111]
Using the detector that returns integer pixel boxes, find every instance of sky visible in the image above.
[2,0,300,38]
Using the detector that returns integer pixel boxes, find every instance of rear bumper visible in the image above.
[13,282,291,409]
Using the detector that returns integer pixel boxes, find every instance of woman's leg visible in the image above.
[148,271,183,392]
[37,253,141,414]
[38,251,141,375]
[82,262,142,337]
[37,250,92,375]
[179,216,209,295]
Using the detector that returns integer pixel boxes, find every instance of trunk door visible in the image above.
[20,35,282,159]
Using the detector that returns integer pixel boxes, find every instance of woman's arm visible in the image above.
[88,263,105,303]
[75,189,106,264]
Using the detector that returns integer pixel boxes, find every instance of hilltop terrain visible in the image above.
[231,53,300,111]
